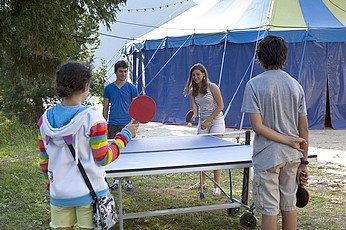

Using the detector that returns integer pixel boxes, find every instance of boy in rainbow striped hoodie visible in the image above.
[38,61,138,229]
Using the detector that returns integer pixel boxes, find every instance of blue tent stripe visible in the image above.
[134,28,346,52]
[310,28,346,42]
[299,0,344,28]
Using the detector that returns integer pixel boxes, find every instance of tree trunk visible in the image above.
[33,97,44,122]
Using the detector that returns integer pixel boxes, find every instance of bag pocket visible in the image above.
[93,192,118,229]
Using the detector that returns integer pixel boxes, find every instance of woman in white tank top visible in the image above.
[183,63,225,196]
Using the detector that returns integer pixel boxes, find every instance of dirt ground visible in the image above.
[137,123,346,192]
[307,129,346,196]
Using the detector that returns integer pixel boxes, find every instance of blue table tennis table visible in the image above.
[106,131,317,229]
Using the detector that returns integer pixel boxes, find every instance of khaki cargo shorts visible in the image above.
[252,159,300,215]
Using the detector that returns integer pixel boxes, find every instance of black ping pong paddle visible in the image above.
[296,186,309,208]
[128,95,156,123]
[185,110,194,122]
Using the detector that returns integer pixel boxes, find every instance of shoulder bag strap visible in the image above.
[66,144,98,201]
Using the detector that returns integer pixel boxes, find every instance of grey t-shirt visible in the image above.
[241,70,307,170]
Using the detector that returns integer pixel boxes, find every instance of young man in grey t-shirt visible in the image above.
[241,36,309,230]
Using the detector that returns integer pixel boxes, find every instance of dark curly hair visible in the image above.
[256,35,288,70]
[55,61,92,98]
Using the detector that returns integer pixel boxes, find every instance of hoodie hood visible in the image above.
[40,107,97,163]
[39,106,109,202]
[41,107,96,145]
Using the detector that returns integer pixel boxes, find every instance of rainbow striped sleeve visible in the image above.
[37,117,49,182]
[89,121,130,166]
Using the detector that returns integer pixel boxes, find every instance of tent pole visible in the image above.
[218,30,228,87]
[136,38,166,95]
[298,31,308,80]
[141,34,193,94]
[224,60,253,118]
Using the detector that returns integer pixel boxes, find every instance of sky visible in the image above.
[94,0,204,81]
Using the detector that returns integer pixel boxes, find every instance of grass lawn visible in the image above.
[0,119,345,229]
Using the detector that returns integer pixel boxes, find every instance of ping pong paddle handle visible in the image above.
[185,110,194,122]
[130,118,139,124]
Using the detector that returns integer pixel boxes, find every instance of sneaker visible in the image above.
[110,179,119,190]
[213,187,221,196]
[125,180,133,191]
[189,182,206,190]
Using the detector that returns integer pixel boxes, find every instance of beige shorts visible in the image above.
[197,116,225,134]
[50,204,93,229]
[252,159,300,216]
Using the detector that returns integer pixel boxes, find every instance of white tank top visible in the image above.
[195,82,223,120]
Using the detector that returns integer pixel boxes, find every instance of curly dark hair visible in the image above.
[256,35,288,70]
[55,61,92,98]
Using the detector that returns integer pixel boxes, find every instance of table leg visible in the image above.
[241,168,249,205]
[228,169,233,199]
[118,177,124,230]
[242,130,251,205]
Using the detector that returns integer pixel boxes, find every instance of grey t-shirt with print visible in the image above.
[241,70,307,170]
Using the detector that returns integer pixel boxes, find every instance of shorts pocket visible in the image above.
[252,173,264,212]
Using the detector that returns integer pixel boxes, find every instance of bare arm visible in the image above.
[248,113,307,151]
[207,84,224,121]
[201,84,224,129]
[297,115,309,186]
[298,115,309,159]
[190,95,198,121]
[102,98,110,121]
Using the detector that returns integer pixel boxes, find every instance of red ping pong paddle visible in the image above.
[128,95,156,123]
[185,110,194,122]
[296,186,309,208]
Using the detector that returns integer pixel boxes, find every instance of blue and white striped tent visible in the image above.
[124,0,346,129]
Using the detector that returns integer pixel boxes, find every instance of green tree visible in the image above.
[0,0,125,123]
[91,60,108,100]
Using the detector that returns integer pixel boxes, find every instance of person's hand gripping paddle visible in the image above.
[185,110,194,127]
[128,95,156,123]
[296,172,309,208]
[296,186,309,208]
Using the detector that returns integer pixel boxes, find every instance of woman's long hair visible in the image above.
[183,63,209,97]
